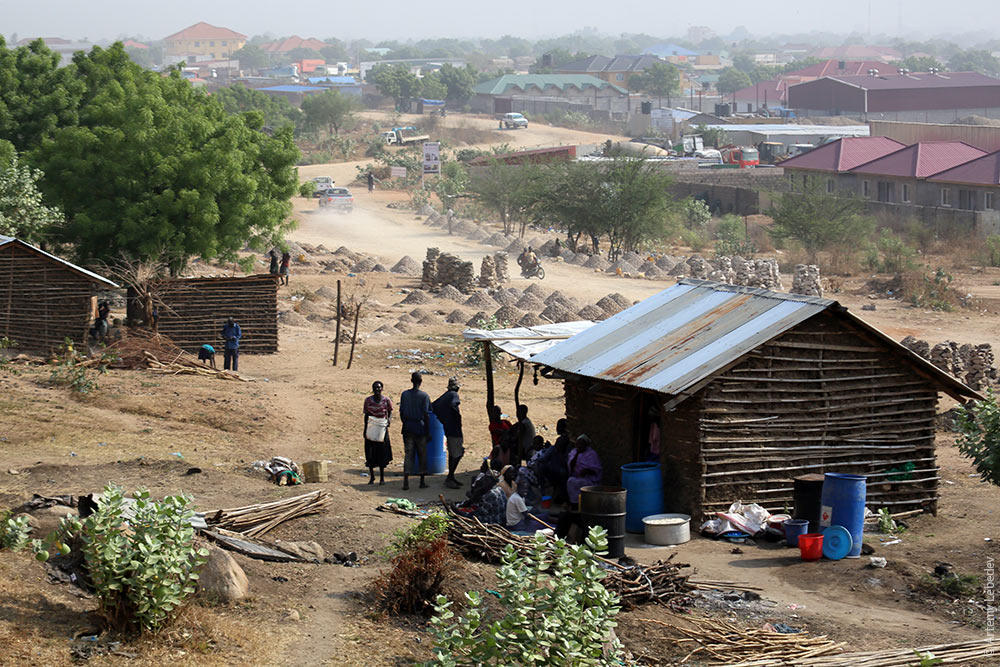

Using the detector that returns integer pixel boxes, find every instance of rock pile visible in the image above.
[518,312,543,327]
[791,265,823,297]
[493,252,510,284]
[401,290,431,305]
[578,304,606,320]
[391,255,421,276]
[421,248,440,287]
[445,309,469,324]
[421,248,475,293]
[494,305,522,325]
[437,284,465,302]
[479,255,498,288]
[465,291,498,309]
[466,311,489,327]
[900,336,999,390]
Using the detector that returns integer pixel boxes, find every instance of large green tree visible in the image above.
[0,152,62,242]
[0,41,299,273]
[899,55,945,72]
[629,61,681,106]
[212,83,301,128]
[368,63,421,110]
[233,44,268,71]
[768,181,874,261]
[300,88,357,135]
[948,49,1000,76]
[717,67,752,95]
[467,159,540,237]
[435,63,477,104]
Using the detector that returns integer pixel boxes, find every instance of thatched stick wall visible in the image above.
[697,312,939,515]
[156,275,279,354]
[0,243,97,352]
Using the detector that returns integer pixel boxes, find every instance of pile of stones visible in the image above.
[421,248,476,294]
[791,265,823,297]
[900,336,999,390]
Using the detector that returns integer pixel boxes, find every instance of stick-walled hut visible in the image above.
[0,235,118,352]
[530,279,980,519]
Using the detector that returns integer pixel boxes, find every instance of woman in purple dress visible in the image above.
[363,381,393,485]
[566,434,602,505]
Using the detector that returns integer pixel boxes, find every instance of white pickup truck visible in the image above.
[499,112,528,129]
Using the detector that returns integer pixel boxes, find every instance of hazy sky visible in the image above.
[2,0,998,43]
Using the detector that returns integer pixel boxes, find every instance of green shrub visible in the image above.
[375,514,455,615]
[984,235,1000,267]
[0,512,31,551]
[955,388,1000,487]
[683,199,711,229]
[715,214,755,256]
[0,336,17,374]
[298,181,316,197]
[426,526,622,666]
[902,268,959,311]
[680,227,709,253]
[464,315,508,367]
[60,485,208,634]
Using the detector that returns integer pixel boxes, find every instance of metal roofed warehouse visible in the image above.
[529,279,978,518]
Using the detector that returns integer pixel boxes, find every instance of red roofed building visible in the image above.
[122,39,149,50]
[733,61,900,113]
[849,141,985,204]
[261,36,328,54]
[788,72,1000,122]
[926,151,1000,210]
[163,22,246,62]
[780,137,905,193]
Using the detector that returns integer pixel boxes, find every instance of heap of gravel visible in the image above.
[540,303,573,323]
[642,266,663,279]
[436,284,465,302]
[578,304,606,320]
[390,255,421,275]
[524,283,548,298]
[518,312,543,327]
[278,310,309,326]
[314,285,338,300]
[296,299,324,315]
[465,228,488,241]
[623,250,644,265]
[401,290,431,305]
[466,311,489,327]
[446,309,469,324]
[570,253,590,266]
[515,293,546,311]
[503,286,523,298]
[609,293,632,309]
[408,307,428,319]
[551,295,580,312]
[505,238,526,254]
[493,305,523,325]
[464,291,498,308]
[371,263,388,273]
[656,255,677,270]
[607,261,638,275]
[544,290,568,305]
[639,260,659,275]
[397,313,417,324]
[583,254,610,270]
[492,290,519,306]
[351,257,378,273]
[483,232,508,246]
[394,321,413,334]
[335,246,360,259]
[596,296,624,316]
[372,324,399,336]
[418,313,439,325]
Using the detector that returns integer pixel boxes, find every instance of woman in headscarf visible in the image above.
[363,381,393,485]
[566,434,602,505]
[461,462,506,525]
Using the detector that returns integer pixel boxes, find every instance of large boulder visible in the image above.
[198,545,249,602]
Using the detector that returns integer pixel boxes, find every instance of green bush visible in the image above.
[680,227,709,252]
[715,214,755,256]
[426,527,622,666]
[683,199,711,229]
[955,388,1000,487]
[298,181,316,198]
[984,235,1000,267]
[0,512,31,551]
[464,315,508,367]
[60,485,208,634]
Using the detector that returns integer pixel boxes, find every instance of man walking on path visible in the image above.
[367,171,375,193]
[399,372,431,490]
[433,377,464,489]
[222,317,241,371]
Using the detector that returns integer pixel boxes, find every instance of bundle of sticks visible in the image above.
[205,490,333,538]
[795,638,999,667]
[443,509,694,610]
[105,329,189,369]
[144,352,252,382]
[640,616,846,665]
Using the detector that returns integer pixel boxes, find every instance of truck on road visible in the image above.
[381,126,430,145]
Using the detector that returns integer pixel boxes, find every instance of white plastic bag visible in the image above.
[365,417,388,442]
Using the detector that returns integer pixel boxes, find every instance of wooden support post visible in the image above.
[333,279,341,366]
[483,341,495,418]
[514,359,525,409]
[347,303,361,369]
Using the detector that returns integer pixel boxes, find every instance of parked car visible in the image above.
[310,176,334,197]
[500,112,528,129]
[318,187,354,212]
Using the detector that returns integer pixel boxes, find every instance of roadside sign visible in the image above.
[423,141,441,175]
[390,166,407,179]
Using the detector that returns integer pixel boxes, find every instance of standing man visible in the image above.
[399,371,431,491]
[515,404,535,468]
[433,377,464,489]
[279,251,291,286]
[268,249,279,276]
[367,170,375,193]
[222,317,241,371]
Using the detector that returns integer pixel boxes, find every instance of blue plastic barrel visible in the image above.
[413,412,447,474]
[621,462,664,533]
[820,473,867,558]
[783,519,810,548]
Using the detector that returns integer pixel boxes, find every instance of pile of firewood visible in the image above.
[444,509,693,610]
[204,490,333,538]
[144,352,252,382]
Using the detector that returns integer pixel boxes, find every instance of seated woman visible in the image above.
[566,434,602,506]
[506,474,549,534]
[459,463,507,526]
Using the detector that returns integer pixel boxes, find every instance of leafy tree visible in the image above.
[419,71,449,100]
[212,83,301,128]
[0,153,62,242]
[767,181,874,262]
[301,88,357,135]
[368,63,421,110]
[629,61,680,106]
[286,47,323,63]
[955,388,1000,488]
[233,43,268,71]
[900,55,945,72]
[782,57,824,73]
[21,43,299,274]
[434,160,469,214]
[467,158,539,237]
[435,63,477,104]
[948,49,1000,76]
[717,67,752,95]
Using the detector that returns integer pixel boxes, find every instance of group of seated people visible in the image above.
[457,412,604,534]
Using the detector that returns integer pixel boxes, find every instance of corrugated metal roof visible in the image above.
[779,136,906,172]
[926,149,1000,186]
[850,141,986,178]
[820,71,1000,90]
[0,236,118,287]
[473,74,627,96]
[530,279,979,402]
[463,321,595,361]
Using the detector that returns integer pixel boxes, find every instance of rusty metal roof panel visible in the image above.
[531,279,831,395]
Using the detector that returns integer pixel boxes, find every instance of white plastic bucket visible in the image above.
[642,513,691,545]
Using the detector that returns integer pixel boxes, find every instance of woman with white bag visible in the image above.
[363,381,393,485]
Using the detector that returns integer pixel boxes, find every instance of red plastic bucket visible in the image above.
[799,533,824,561]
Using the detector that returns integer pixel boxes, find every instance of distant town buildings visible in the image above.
[261,36,328,55]
[15,36,92,65]
[555,54,663,89]
[163,22,246,65]
[471,74,630,116]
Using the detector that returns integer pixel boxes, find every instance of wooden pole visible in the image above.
[333,279,341,366]
[514,359,525,409]
[347,303,361,369]
[483,341,495,418]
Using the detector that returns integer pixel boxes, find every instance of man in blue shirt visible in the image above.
[221,317,241,371]
[399,371,431,491]
[433,377,464,489]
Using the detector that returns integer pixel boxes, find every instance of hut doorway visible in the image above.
[633,392,662,464]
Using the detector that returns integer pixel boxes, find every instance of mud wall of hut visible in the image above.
[0,244,95,351]
[693,312,939,517]
[659,397,704,516]
[156,275,278,354]
[563,377,637,487]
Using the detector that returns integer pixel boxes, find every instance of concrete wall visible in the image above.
[864,200,1000,237]
[797,107,1000,123]
[663,166,788,215]
[869,120,1000,152]
[471,90,631,116]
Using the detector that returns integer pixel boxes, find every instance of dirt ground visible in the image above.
[1,111,999,665]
